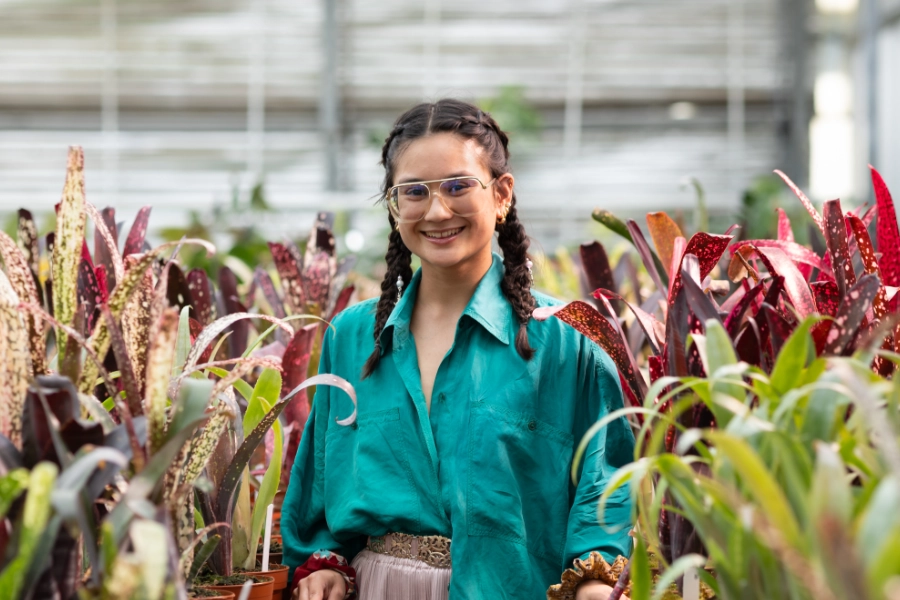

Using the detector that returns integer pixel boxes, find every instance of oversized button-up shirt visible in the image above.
[282,253,634,599]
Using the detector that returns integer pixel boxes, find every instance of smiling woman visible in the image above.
[281,99,635,600]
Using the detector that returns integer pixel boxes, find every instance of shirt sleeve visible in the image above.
[281,324,366,580]
[563,338,636,566]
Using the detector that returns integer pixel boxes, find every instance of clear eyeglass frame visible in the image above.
[385,176,497,223]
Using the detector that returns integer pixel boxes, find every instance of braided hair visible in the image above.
[362,99,535,379]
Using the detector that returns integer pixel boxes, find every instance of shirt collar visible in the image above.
[379,253,513,355]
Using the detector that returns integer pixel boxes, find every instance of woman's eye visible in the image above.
[402,185,429,198]
[445,180,474,195]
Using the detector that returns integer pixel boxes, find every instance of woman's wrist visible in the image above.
[290,550,357,599]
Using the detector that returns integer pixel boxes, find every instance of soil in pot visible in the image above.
[257,539,283,566]
[189,588,235,599]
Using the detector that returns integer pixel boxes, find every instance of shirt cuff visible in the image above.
[546,552,630,600]
[290,550,357,599]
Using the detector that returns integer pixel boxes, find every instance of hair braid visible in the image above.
[362,214,413,379]
[496,199,535,359]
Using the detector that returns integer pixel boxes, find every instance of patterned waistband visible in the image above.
[366,532,452,569]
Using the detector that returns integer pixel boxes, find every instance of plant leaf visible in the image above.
[822,274,880,355]
[847,213,888,320]
[822,199,856,297]
[871,166,900,287]
[581,242,618,314]
[775,169,823,233]
[732,244,817,318]
[534,301,646,402]
[52,147,87,361]
[123,206,152,257]
[0,461,58,598]
[186,268,216,326]
[0,231,46,376]
[627,220,667,293]
[145,308,179,455]
[811,281,841,316]
[213,374,355,527]
[268,241,306,314]
[646,212,684,279]
[777,208,795,242]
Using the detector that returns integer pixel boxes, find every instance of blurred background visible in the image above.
[0,0,898,272]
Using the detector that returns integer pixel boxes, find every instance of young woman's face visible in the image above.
[391,132,513,273]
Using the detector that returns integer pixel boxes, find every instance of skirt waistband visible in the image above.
[366,533,451,569]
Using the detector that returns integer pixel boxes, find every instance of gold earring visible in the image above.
[393,220,400,231]
[497,203,510,224]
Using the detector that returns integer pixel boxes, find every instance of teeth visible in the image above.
[424,227,462,239]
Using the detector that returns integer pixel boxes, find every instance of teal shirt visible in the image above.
[282,254,634,599]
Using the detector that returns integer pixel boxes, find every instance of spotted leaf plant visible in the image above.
[0,147,359,597]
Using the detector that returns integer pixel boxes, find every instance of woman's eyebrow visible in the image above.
[396,172,474,184]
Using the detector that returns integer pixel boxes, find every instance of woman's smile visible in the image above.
[421,226,465,243]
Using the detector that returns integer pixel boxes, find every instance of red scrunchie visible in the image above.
[290,550,357,599]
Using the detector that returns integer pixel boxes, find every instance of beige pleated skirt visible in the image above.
[351,549,451,600]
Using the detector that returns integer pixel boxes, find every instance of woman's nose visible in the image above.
[422,189,454,221]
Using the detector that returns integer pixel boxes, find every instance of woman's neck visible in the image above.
[416,252,493,315]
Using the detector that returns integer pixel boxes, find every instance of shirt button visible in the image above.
[351,422,359,430]
[437,393,446,403]
[527,420,537,431]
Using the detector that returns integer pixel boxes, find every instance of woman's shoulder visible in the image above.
[326,297,378,340]
[526,290,617,379]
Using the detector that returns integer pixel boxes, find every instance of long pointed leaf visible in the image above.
[775,169,823,233]
[822,199,856,297]
[52,147,87,361]
[213,374,355,525]
[0,232,46,375]
[871,166,900,287]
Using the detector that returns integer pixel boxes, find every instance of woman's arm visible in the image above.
[549,340,636,599]
[565,341,635,564]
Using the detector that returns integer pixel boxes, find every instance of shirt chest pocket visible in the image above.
[466,400,574,562]
[324,407,420,533]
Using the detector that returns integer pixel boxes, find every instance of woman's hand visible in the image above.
[575,580,630,600]
[292,569,347,600]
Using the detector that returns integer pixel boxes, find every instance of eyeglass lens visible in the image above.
[389,178,483,221]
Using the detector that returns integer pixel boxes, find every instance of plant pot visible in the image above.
[190,589,236,600]
[203,575,274,600]
[242,564,289,600]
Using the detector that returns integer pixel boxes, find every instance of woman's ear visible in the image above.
[494,173,515,211]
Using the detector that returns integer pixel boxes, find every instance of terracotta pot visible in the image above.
[191,589,235,600]
[203,575,274,600]
[241,564,289,600]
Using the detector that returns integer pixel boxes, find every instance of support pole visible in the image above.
[101,0,119,200]
[423,0,441,99]
[727,0,746,200]
[247,0,267,183]
[861,0,879,171]
[321,0,341,191]
[563,0,586,159]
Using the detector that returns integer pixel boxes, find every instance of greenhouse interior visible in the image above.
[1,0,900,598]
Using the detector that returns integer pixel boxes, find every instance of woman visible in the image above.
[283,99,635,600]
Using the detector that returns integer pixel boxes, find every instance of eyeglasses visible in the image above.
[385,176,497,223]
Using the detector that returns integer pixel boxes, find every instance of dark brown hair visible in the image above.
[362,98,535,378]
